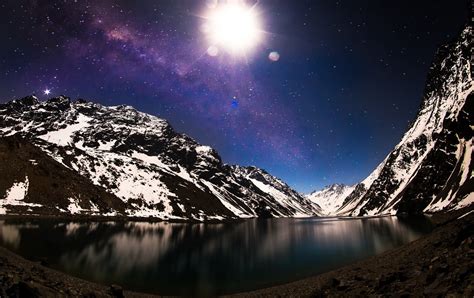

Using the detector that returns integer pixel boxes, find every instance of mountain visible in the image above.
[2,26,471,220]
[0,96,320,220]
[306,184,355,216]
[327,26,473,216]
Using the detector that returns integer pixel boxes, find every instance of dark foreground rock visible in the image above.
[0,209,473,297]
[0,245,153,298]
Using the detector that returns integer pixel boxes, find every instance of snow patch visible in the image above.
[0,177,41,214]
[67,198,85,214]
[39,113,92,146]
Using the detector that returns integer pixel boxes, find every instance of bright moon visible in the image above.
[204,2,262,55]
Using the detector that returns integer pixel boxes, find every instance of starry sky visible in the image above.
[0,0,469,193]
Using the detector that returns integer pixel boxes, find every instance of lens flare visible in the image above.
[204,2,262,55]
[207,45,219,57]
[268,51,280,62]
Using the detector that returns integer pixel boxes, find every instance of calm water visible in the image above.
[0,217,433,296]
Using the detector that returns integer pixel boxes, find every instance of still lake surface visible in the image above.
[0,216,433,296]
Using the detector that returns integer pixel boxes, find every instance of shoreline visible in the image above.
[0,208,472,297]
[0,212,401,224]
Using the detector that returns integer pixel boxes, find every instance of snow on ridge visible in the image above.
[131,151,172,171]
[248,178,288,217]
[249,178,315,217]
[379,141,436,215]
[195,145,212,154]
[201,180,253,218]
[131,151,196,183]
[361,156,388,188]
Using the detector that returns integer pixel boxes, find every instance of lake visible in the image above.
[0,216,433,296]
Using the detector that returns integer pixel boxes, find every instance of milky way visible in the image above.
[0,0,468,192]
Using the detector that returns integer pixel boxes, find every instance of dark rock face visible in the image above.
[0,96,320,220]
[336,26,473,216]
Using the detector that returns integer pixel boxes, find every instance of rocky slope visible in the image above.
[0,97,320,220]
[320,26,473,216]
[306,184,354,216]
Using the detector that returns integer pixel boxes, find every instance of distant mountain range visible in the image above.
[307,184,355,216]
[307,25,473,216]
[0,26,472,220]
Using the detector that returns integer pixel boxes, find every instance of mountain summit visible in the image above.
[307,184,355,216]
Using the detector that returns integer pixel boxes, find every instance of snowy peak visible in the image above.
[307,184,354,216]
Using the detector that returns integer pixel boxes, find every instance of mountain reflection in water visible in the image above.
[0,217,432,296]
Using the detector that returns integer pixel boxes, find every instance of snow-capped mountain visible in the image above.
[329,26,473,216]
[307,184,355,216]
[0,96,320,220]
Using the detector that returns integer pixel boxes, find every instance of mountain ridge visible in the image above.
[0,95,321,220]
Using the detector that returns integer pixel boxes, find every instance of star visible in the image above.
[43,88,51,95]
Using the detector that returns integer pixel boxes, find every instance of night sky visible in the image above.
[0,0,469,192]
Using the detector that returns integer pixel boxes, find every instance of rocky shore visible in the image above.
[0,245,156,298]
[233,208,474,297]
[0,209,473,297]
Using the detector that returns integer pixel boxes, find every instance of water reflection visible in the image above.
[0,217,432,296]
